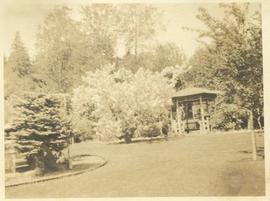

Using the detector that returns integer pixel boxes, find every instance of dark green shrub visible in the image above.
[211,103,248,130]
[9,93,72,173]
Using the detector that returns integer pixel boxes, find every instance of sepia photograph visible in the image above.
[2,0,268,199]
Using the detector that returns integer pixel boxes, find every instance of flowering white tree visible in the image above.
[72,64,182,141]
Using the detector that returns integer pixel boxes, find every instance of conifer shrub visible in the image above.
[9,93,72,173]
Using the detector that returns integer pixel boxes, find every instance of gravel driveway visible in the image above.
[6,133,265,198]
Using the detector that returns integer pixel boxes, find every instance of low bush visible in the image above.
[211,103,248,130]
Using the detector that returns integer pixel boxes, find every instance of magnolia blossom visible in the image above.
[72,64,180,140]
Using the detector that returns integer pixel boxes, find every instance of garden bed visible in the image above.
[5,154,107,187]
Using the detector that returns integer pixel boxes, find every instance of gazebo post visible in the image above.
[176,101,181,134]
[170,108,174,133]
[180,103,184,133]
[199,96,205,132]
[212,98,217,131]
[214,98,217,117]
[185,102,189,133]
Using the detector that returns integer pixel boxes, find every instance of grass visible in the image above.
[6,132,265,198]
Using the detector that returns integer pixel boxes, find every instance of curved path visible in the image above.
[6,133,265,198]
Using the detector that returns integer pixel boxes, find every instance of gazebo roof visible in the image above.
[172,87,220,98]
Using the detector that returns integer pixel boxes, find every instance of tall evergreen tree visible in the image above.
[8,32,31,76]
[5,32,32,98]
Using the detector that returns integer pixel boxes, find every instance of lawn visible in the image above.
[6,132,265,198]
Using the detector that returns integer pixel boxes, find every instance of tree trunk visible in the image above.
[248,110,257,161]
[134,4,138,59]
[256,108,262,129]
[248,110,254,130]
[57,59,64,93]
[67,138,73,169]
[257,116,262,130]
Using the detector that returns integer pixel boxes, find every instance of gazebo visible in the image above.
[171,87,220,134]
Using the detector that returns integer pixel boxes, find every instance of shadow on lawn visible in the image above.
[115,137,169,145]
[218,157,265,196]
[239,146,264,159]
[45,163,94,177]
